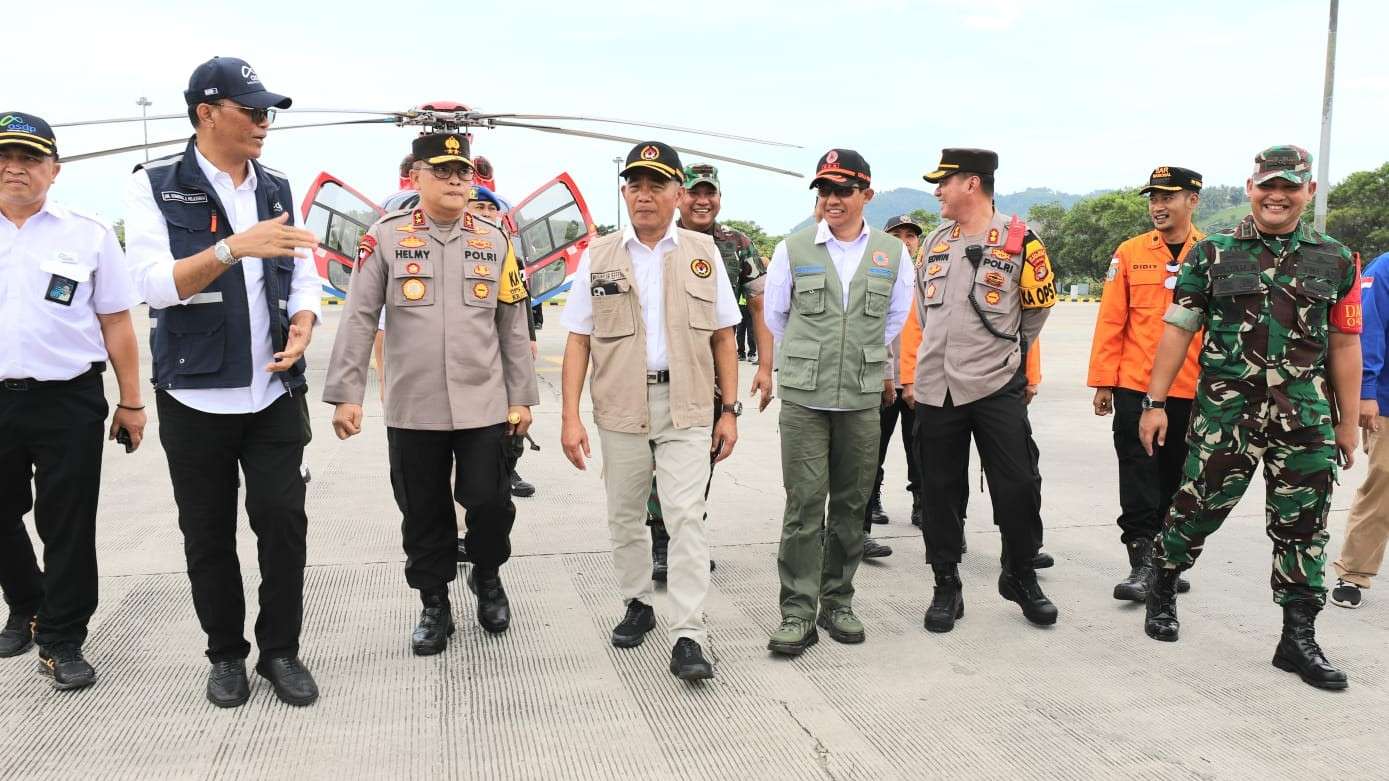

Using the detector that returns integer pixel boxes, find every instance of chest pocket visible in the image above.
[591,277,636,339]
[464,263,499,310]
[863,276,893,318]
[391,259,436,307]
[921,260,950,307]
[793,272,827,315]
[973,260,1015,314]
[1208,255,1261,332]
[162,204,218,259]
[1291,253,1339,338]
[1129,265,1169,309]
[686,277,718,331]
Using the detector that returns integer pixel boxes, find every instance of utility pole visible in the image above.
[1314,0,1338,232]
[136,97,153,162]
[612,156,624,230]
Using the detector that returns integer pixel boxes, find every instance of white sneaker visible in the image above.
[1330,579,1363,609]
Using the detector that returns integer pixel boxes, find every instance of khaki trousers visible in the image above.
[1334,420,1389,588]
[597,383,711,645]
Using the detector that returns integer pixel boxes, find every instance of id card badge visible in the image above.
[44,274,78,306]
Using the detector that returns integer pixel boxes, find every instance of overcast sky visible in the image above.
[14,0,1385,234]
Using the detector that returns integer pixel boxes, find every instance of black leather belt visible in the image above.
[1,362,105,391]
[646,370,670,384]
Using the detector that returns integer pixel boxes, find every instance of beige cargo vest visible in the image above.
[587,228,721,433]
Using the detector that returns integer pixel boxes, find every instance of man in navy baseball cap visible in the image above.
[183,56,292,113]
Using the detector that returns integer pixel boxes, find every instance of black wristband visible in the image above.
[116,403,145,411]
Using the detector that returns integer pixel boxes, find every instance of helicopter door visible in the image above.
[300,172,384,298]
[507,172,596,303]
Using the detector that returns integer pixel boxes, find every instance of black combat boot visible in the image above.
[866,492,889,525]
[651,523,669,583]
[924,565,964,633]
[999,569,1059,626]
[1272,601,1348,690]
[1144,567,1181,641]
[411,589,455,655]
[1113,540,1152,602]
[468,568,511,634]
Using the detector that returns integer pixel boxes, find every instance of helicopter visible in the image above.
[53,100,803,303]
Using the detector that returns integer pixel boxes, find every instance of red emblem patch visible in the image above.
[826,150,839,164]
[990,248,1011,260]
[985,290,1002,305]
[987,228,1001,246]
[872,251,890,267]
[641,145,660,160]
[412,209,426,228]
[949,225,961,240]
[356,234,377,265]
[405,261,420,275]
[690,258,713,279]
[984,270,1006,288]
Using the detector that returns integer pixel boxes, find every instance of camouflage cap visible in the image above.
[683,163,720,192]
[1252,145,1313,186]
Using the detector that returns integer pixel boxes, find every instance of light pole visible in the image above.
[136,97,153,162]
[612,156,623,230]
[1314,0,1338,232]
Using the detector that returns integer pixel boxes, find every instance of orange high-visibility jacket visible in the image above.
[898,306,1041,387]
[1086,229,1204,398]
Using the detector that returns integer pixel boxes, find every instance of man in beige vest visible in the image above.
[560,141,742,681]
[323,133,538,656]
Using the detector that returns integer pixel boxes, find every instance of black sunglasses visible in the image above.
[217,102,276,125]
[816,183,863,199]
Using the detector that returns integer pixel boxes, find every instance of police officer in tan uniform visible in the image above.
[903,148,1060,633]
[560,141,742,682]
[323,133,537,656]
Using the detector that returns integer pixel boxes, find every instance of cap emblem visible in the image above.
[1152,166,1171,178]
[825,150,839,164]
[641,145,659,160]
[444,136,461,155]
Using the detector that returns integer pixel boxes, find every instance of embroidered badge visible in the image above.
[928,263,942,276]
[984,271,1006,288]
[930,242,950,253]
[473,264,493,277]
[473,282,490,299]
[399,236,426,249]
[872,251,890,267]
[926,283,937,298]
[401,279,427,301]
[405,262,421,275]
[987,228,1001,246]
[690,258,713,278]
[990,248,1011,261]
[356,234,377,265]
[949,226,961,240]
[468,239,493,250]
[984,290,1002,305]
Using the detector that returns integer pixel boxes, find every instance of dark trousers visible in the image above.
[157,390,308,663]
[865,390,922,532]
[735,304,754,356]
[1113,388,1192,545]
[0,371,106,648]
[388,424,514,592]
[915,370,1042,571]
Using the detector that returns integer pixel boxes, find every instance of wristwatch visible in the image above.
[720,401,743,418]
[213,239,239,266]
[1141,395,1167,410]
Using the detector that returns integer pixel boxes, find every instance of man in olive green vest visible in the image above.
[763,149,914,655]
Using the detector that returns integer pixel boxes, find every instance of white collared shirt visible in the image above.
[0,201,138,381]
[561,221,742,370]
[762,219,914,343]
[124,145,322,414]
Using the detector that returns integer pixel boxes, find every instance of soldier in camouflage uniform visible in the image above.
[646,164,774,581]
[1139,146,1362,690]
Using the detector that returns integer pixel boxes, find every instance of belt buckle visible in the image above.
[2,379,29,391]
[646,372,659,385]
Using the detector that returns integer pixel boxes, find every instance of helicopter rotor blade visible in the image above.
[61,118,396,163]
[280,108,406,117]
[489,120,803,178]
[51,113,188,128]
[479,113,801,149]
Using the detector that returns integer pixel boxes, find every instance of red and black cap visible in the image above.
[923,148,998,183]
[412,133,473,167]
[621,141,683,181]
[183,57,292,110]
[1139,165,1203,195]
[0,112,57,158]
[883,214,923,235]
[810,148,871,189]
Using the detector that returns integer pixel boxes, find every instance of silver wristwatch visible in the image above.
[213,239,239,266]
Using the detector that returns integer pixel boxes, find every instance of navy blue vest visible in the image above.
[138,137,305,392]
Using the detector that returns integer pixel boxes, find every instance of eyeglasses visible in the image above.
[217,102,276,125]
[420,163,475,181]
[816,183,862,199]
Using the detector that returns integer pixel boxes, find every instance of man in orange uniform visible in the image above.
[1087,166,1203,601]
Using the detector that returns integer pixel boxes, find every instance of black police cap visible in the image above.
[183,57,291,110]
[413,133,473,167]
[883,214,923,235]
[621,141,683,181]
[1140,166,1203,195]
[0,111,57,158]
[810,148,871,189]
[923,148,998,183]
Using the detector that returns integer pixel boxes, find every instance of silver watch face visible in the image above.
[215,241,234,264]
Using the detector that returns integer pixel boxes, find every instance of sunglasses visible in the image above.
[816,183,863,199]
[421,163,475,181]
[217,102,276,125]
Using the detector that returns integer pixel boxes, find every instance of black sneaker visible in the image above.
[510,471,536,498]
[1331,579,1364,609]
[611,600,656,648]
[669,638,714,680]
[0,613,36,658]
[863,537,893,558]
[37,645,96,691]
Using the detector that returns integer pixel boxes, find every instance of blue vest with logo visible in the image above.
[138,137,305,392]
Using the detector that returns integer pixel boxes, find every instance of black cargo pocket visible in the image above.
[166,306,226,376]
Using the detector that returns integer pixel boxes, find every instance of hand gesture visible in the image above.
[226,213,318,260]
[333,403,363,440]
[266,322,310,372]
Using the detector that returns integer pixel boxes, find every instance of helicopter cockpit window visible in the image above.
[306,181,378,260]
[512,183,585,265]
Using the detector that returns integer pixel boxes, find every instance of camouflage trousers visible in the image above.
[1153,410,1335,606]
